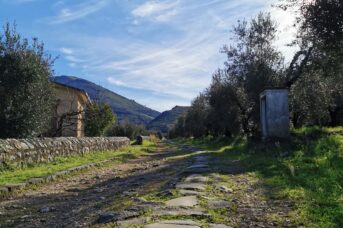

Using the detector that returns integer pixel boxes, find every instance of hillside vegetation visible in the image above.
[148,106,189,133]
[177,127,343,227]
[51,76,160,125]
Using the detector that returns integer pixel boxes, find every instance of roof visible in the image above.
[51,81,92,104]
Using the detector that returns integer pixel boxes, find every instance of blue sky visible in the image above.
[0,0,296,112]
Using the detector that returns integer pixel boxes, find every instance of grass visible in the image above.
[0,140,157,185]
[176,127,343,228]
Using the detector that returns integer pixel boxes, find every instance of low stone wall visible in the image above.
[0,137,130,167]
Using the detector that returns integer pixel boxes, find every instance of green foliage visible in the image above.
[171,13,285,138]
[280,0,343,126]
[106,122,149,140]
[84,102,116,136]
[0,23,55,138]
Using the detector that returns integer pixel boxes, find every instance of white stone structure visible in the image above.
[260,88,289,139]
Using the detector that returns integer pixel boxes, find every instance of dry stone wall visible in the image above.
[0,137,130,167]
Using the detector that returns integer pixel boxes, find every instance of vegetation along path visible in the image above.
[0,140,300,228]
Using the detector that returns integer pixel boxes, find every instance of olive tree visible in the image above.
[0,23,55,138]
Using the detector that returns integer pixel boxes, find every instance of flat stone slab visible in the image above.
[152,208,210,217]
[207,200,231,209]
[184,174,208,183]
[175,182,206,191]
[165,196,198,207]
[178,189,205,196]
[144,220,201,228]
[209,224,233,228]
[117,217,150,227]
[97,210,140,224]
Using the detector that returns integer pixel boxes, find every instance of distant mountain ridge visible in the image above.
[51,76,160,125]
[148,106,190,133]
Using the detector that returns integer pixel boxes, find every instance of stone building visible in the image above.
[260,88,289,139]
[51,82,91,137]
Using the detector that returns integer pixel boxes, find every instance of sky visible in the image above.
[0,0,297,112]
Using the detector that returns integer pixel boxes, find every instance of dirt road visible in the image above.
[0,142,295,227]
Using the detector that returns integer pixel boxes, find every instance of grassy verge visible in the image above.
[0,141,157,185]
[175,127,343,227]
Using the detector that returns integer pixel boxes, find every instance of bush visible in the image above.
[84,102,116,136]
[106,122,149,140]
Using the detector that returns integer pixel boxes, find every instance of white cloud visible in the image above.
[50,0,110,24]
[107,77,126,87]
[55,0,298,111]
[59,47,73,55]
[131,0,179,22]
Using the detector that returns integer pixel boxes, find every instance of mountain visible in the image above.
[147,106,190,133]
[51,76,160,125]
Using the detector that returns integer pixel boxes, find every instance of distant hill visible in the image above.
[148,106,190,133]
[51,76,160,125]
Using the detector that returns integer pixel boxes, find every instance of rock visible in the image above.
[209,224,232,228]
[27,177,45,185]
[117,217,150,227]
[0,187,9,195]
[217,186,233,193]
[152,208,210,218]
[144,220,201,228]
[4,183,26,192]
[184,174,208,183]
[176,182,206,191]
[97,212,117,224]
[136,197,148,202]
[39,207,56,213]
[207,200,231,209]
[178,190,205,196]
[187,164,209,169]
[156,190,173,197]
[97,210,140,224]
[165,196,198,207]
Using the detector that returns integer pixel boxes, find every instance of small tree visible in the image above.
[0,23,55,138]
[84,103,116,136]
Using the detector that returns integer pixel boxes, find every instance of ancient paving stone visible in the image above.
[184,174,208,183]
[187,164,209,169]
[97,210,140,224]
[144,220,201,228]
[209,224,233,228]
[152,208,210,217]
[176,182,206,191]
[178,189,205,196]
[117,217,150,227]
[207,200,231,209]
[165,196,198,207]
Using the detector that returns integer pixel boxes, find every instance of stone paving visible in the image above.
[92,144,296,227]
[97,153,232,228]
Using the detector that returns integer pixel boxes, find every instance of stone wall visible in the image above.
[0,137,130,167]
